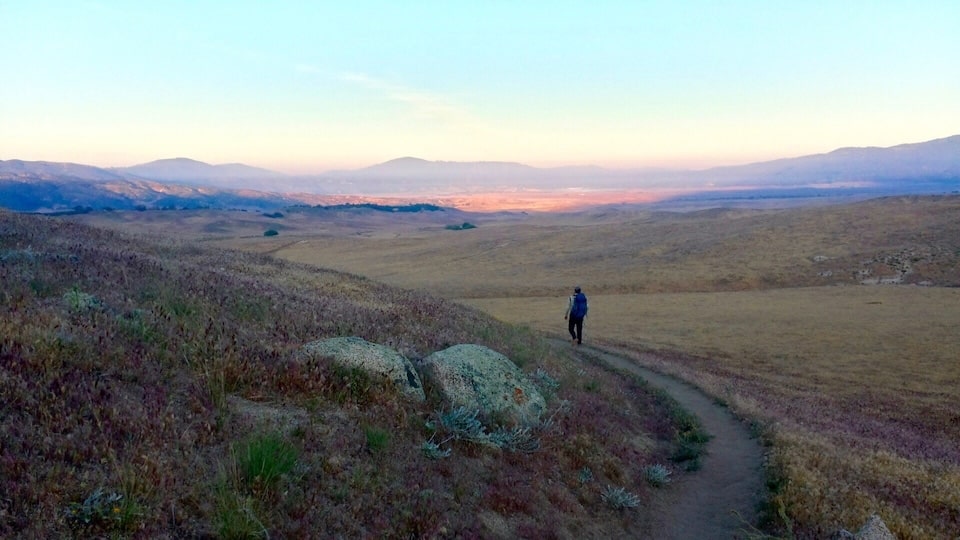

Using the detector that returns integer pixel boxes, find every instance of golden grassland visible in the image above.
[464,286,960,538]
[68,194,960,537]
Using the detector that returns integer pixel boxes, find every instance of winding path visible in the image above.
[570,342,766,539]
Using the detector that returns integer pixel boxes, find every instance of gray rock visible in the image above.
[422,344,546,425]
[854,514,896,540]
[301,336,425,402]
[834,514,897,540]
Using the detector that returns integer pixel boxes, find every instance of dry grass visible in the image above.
[63,194,960,537]
[464,286,960,538]
[1,209,696,538]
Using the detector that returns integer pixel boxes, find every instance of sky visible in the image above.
[2,1,959,174]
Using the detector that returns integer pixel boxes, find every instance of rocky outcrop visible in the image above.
[301,336,425,402]
[421,344,545,426]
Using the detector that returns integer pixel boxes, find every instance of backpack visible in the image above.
[570,292,587,318]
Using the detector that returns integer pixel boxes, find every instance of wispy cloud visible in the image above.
[338,71,483,127]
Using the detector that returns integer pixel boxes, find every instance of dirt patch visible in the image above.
[569,341,766,539]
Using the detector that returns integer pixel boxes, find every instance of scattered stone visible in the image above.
[421,344,545,426]
[301,336,425,402]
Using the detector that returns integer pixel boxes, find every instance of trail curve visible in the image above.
[569,341,766,539]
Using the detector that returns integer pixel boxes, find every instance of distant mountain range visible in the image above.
[1,135,958,212]
[119,158,283,185]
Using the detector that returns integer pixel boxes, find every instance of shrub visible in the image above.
[643,464,672,487]
[364,425,390,454]
[64,487,139,532]
[601,485,640,510]
[578,466,594,485]
[532,367,560,398]
[63,287,99,312]
[668,404,712,468]
[420,439,452,460]
[488,426,540,453]
[237,433,298,490]
[438,407,487,442]
[263,229,279,236]
[444,222,477,230]
[214,485,267,539]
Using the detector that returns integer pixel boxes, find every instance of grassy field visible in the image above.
[66,195,960,537]
[184,194,959,539]
[1,210,705,538]
[465,286,960,538]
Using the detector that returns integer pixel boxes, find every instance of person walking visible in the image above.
[564,286,589,345]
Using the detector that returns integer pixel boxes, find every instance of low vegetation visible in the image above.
[0,210,697,537]
[469,285,960,538]
[445,222,477,230]
[58,195,960,537]
[154,194,957,539]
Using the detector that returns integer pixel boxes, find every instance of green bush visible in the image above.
[444,222,477,231]
[237,433,298,489]
[263,229,279,237]
[364,426,390,453]
[214,485,267,539]
[63,287,100,313]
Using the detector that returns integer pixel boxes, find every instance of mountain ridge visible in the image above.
[2,134,958,212]
[117,157,287,183]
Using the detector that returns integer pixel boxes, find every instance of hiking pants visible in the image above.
[568,316,584,344]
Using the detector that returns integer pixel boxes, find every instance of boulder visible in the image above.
[833,514,897,540]
[421,344,545,425]
[301,336,425,402]
[854,514,896,540]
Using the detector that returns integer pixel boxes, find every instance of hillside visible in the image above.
[0,210,697,538]
[42,193,960,538]
[184,195,958,298]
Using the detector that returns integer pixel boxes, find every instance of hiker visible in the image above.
[564,286,588,345]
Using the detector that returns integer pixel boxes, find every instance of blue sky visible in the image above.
[2,1,958,173]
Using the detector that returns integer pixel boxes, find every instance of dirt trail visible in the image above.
[570,342,766,539]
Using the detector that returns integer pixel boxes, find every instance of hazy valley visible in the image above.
[3,135,959,213]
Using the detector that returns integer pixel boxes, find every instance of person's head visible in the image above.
[574,286,581,293]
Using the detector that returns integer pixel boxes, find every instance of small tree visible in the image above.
[263,229,279,237]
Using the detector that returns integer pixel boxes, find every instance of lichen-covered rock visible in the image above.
[854,514,896,540]
[833,514,897,540]
[301,336,425,402]
[421,344,545,425]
